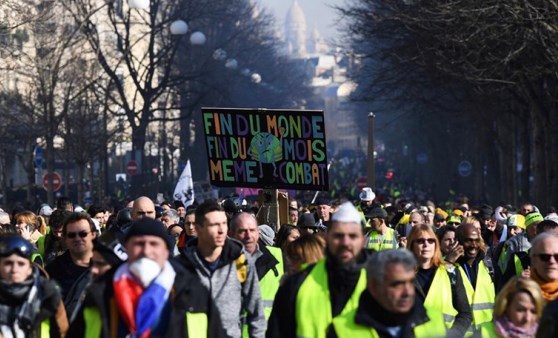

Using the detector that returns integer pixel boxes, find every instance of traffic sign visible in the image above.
[34,146,44,168]
[127,160,139,175]
[458,160,472,177]
[42,172,62,191]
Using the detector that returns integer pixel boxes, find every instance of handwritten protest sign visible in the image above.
[201,108,329,190]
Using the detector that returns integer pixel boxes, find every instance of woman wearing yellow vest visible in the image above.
[478,277,543,337]
[407,225,472,337]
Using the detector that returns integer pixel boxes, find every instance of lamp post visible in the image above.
[367,112,375,189]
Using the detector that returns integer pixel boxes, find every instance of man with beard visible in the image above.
[456,223,495,334]
[329,249,446,338]
[267,202,370,338]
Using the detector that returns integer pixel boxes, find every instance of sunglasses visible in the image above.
[66,231,90,239]
[535,253,558,263]
[415,238,436,245]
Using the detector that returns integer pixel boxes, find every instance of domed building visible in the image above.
[285,0,307,57]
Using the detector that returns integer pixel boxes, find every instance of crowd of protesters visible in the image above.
[0,189,557,337]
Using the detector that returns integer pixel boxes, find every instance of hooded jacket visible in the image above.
[178,238,266,338]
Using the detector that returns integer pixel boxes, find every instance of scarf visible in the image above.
[530,268,558,301]
[113,260,176,338]
[0,269,42,338]
[494,316,538,338]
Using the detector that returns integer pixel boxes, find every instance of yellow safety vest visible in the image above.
[479,321,497,338]
[242,247,284,338]
[295,258,367,338]
[82,305,208,338]
[260,246,284,319]
[423,266,458,328]
[331,306,447,338]
[40,318,50,338]
[367,228,397,251]
[458,260,495,331]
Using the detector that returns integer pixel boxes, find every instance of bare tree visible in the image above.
[339,0,558,207]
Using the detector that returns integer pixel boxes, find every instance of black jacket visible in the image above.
[67,260,224,338]
[266,250,371,338]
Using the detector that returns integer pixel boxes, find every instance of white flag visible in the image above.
[173,160,194,208]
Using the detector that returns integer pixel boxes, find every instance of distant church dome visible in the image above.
[285,0,307,57]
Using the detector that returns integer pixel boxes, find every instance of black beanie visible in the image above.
[124,217,173,250]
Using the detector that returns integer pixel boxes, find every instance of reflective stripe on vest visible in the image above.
[295,258,367,338]
[260,246,284,319]
[83,307,102,338]
[186,312,208,338]
[367,228,397,251]
[423,266,458,328]
[332,307,447,338]
[40,318,50,338]
[458,260,495,329]
[514,255,524,276]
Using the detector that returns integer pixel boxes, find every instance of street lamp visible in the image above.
[190,31,206,45]
[170,20,188,35]
[128,0,149,9]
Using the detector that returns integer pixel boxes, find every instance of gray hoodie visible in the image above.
[180,238,265,338]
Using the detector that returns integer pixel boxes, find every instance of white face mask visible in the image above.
[128,257,162,288]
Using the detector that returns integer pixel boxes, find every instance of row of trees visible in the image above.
[0,0,313,207]
[339,0,558,209]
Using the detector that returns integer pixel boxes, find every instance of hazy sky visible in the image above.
[261,0,345,42]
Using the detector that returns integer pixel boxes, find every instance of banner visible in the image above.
[173,159,195,207]
[201,108,329,191]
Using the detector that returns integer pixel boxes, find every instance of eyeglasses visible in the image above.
[66,231,90,239]
[415,238,435,245]
[535,253,558,263]
[447,222,460,226]
[0,235,34,259]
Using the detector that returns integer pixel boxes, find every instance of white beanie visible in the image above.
[331,202,362,224]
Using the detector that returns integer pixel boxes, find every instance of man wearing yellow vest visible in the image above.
[266,202,370,338]
[68,217,223,337]
[365,207,398,251]
[329,249,447,338]
[229,213,284,320]
[456,223,495,334]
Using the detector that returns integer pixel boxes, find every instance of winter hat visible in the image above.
[298,213,318,229]
[507,214,526,230]
[124,217,174,250]
[331,202,362,225]
[314,196,332,206]
[525,212,544,228]
[38,205,53,217]
[359,187,375,202]
[258,224,275,246]
[366,207,388,219]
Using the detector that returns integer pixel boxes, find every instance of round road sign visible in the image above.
[127,160,139,175]
[42,172,62,191]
